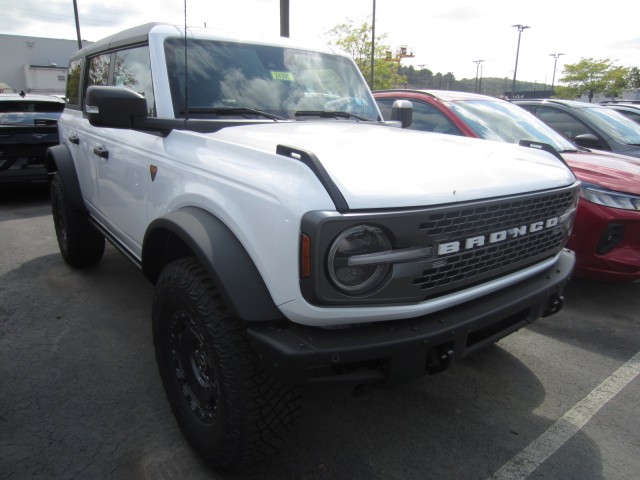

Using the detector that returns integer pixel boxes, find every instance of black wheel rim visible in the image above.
[169,311,218,424]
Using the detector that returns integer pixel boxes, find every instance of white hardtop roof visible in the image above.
[73,22,345,60]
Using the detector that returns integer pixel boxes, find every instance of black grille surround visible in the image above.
[300,183,579,306]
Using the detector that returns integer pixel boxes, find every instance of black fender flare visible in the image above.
[142,207,282,322]
[46,144,86,209]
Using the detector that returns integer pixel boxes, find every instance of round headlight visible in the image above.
[327,225,392,295]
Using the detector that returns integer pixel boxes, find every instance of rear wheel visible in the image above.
[50,174,105,267]
[152,257,301,471]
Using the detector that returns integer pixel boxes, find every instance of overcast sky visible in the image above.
[1,0,639,85]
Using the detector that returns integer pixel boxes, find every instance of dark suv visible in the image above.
[601,102,640,125]
[0,93,65,183]
[512,99,640,159]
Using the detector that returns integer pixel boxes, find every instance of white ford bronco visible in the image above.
[48,23,579,470]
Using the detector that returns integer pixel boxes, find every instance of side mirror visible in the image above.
[85,86,148,129]
[391,99,413,128]
[573,133,604,150]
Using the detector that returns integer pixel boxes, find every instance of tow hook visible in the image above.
[426,344,454,374]
[542,295,564,317]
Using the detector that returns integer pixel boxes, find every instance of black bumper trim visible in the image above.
[247,250,575,385]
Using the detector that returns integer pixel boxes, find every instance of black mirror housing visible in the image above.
[391,99,413,128]
[573,133,603,150]
[85,86,148,129]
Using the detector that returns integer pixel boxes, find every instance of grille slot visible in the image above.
[418,190,575,236]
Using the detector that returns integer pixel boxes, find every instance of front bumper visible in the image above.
[568,199,640,282]
[247,249,575,386]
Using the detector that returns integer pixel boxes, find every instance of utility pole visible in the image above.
[73,0,82,49]
[280,0,289,38]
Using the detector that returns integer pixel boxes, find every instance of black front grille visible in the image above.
[301,184,579,306]
[413,189,576,298]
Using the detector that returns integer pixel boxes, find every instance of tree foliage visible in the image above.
[555,58,632,101]
[326,23,638,100]
[629,67,640,89]
[326,20,407,90]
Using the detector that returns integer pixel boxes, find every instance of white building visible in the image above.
[0,34,90,95]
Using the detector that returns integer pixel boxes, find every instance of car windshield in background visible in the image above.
[580,106,640,146]
[447,99,577,152]
[0,101,64,125]
[164,38,379,121]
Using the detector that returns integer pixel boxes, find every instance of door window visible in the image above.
[87,54,111,88]
[113,46,156,117]
[535,107,595,140]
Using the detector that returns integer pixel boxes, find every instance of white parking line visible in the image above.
[489,350,640,480]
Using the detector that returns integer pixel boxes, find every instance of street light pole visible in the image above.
[418,64,425,88]
[549,53,565,95]
[370,0,376,88]
[473,60,484,93]
[511,24,530,98]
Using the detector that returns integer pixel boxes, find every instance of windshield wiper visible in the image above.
[179,107,284,120]
[1,118,58,126]
[295,110,370,121]
[558,148,580,153]
[34,118,59,125]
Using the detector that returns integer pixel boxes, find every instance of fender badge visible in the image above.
[150,165,158,181]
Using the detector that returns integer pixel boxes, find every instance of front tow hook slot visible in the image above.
[542,295,564,317]
[426,343,454,374]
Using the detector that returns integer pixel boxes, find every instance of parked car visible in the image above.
[601,102,640,125]
[374,89,640,282]
[510,98,640,159]
[0,92,65,183]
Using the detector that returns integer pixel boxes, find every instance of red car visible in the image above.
[374,89,640,282]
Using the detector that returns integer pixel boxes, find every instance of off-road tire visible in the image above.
[152,257,301,471]
[50,174,105,267]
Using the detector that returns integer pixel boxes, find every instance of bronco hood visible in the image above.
[212,122,576,209]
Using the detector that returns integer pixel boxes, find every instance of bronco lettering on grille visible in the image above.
[437,216,560,256]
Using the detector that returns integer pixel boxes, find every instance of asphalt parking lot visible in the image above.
[1,183,639,480]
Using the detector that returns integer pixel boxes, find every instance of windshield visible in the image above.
[448,99,577,152]
[579,105,640,146]
[164,38,380,121]
[0,100,64,125]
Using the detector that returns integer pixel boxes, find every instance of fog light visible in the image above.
[596,223,624,255]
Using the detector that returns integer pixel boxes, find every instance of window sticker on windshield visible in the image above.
[271,71,295,81]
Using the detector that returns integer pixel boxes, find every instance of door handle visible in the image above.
[68,134,80,145]
[93,146,109,159]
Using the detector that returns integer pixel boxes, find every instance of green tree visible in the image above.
[627,67,640,89]
[555,58,630,102]
[326,20,407,90]
[602,65,630,100]
[399,65,433,88]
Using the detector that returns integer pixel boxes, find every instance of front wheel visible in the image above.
[152,257,301,471]
[50,174,105,267]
